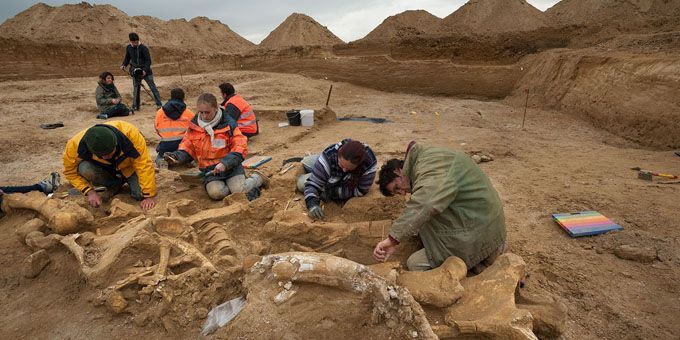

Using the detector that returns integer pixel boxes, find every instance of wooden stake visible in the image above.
[325,84,333,107]
[521,88,529,129]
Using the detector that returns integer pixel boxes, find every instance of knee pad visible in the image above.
[205,181,228,200]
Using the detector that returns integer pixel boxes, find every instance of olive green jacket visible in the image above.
[388,144,506,269]
[95,82,122,114]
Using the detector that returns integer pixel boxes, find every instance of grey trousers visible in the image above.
[205,174,261,201]
[77,161,142,200]
[296,154,319,192]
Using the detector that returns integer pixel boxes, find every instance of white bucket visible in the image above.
[300,109,314,126]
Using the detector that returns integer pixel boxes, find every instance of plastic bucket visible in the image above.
[300,109,314,126]
[286,110,301,126]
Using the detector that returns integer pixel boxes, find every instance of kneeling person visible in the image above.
[164,93,265,200]
[154,88,195,165]
[297,139,377,219]
[373,142,506,273]
[63,121,156,210]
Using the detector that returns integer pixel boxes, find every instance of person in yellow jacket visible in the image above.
[63,120,156,211]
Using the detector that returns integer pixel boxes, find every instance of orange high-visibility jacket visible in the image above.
[222,94,257,135]
[154,107,195,142]
[178,113,248,169]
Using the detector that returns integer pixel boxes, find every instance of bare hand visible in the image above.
[140,198,155,211]
[213,162,227,173]
[87,190,102,208]
[120,65,126,71]
[142,70,147,77]
[112,98,120,104]
[373,237,398,263]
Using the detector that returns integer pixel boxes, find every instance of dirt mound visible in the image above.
[259,13,343,49]
[438,0,546,35]
[359,10,441,42]
[546,0,680,31]
[0,2,254,53]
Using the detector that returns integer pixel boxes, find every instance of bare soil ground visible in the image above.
[0,69,679,338]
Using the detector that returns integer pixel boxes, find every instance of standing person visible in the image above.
[120,32,162,111]
[63,121,156,211]
[95,71,131,119]
[154,88,195,165]
[163,93,266,201]
[372,142,507,273]
[297,139,377,220]
[219,83,258,138]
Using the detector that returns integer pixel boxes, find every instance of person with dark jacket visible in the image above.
[95,71,131,119]
[297,139,378,220]
[154,88,195,164]
[120,32,162,110]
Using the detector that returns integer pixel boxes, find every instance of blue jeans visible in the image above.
[132,74,162,109]
[0,184,44,194]
[77,161,143,200]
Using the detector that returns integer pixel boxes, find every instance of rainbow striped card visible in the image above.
[552,211,624,237]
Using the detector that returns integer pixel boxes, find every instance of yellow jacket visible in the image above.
[63,120,156,197]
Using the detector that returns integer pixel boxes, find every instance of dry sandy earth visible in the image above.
[0,70,678,338]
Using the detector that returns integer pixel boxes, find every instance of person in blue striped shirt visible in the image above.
[297,139,378,220]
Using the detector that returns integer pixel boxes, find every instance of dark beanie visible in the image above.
[83,126,117,156]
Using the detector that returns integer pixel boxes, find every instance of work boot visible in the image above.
[96,113,109,120]
[38,172,61,194]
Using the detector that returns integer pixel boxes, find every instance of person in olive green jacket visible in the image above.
[95,71,131,120]
[373,142,507,273]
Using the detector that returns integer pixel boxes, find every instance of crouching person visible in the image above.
[154,88,194,165]
[63,121,156,210]
[95,71,131,119]
[163,93,265,200]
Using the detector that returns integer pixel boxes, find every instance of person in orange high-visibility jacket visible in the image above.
[63,120,156,211]
[154,88,194,165]
[163,93,267,201]
[219,82,258,138]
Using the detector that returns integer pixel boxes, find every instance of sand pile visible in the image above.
[0,2,254,53]
[360,10,441,42]
[546,0,680,29]
[259,13,343,49]
[438,0,546,35]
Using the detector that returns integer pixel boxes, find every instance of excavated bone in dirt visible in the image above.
[1,191,94,234]
[185,202,245,227]
[264,211,391,249]
[397,256,467,308]
[165,199,196,218]
[102,198,142,222]
[153,216,191,237]
[434,253,537,340]
[60,216,151,283]
[245,252,437,339]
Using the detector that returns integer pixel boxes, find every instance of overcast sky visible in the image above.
[0,1,561,43]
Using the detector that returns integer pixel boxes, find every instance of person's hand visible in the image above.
[163,152,180,165]
[140,198,155,211]
[373,237,398,263]
[213,162,227,173]
[308,204,325,220]
[112,98,120,104]
[87,190,102,208]
[142,70,147,77]
[120,65,126,71]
